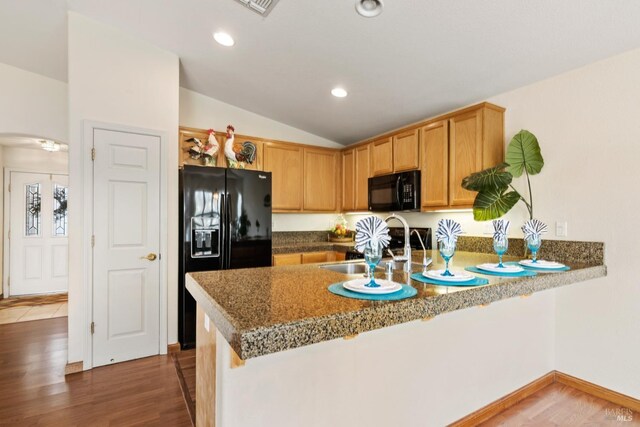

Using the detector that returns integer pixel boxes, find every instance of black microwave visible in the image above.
[368,170,421,212]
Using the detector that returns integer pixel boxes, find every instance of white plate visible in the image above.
[342,278,403,295]
[519,260,566,269]
[424,269,475,282]
[476,263,524,273]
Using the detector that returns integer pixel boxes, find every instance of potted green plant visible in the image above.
[461,129,544,221]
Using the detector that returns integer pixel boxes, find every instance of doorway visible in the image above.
[0,135,69,323]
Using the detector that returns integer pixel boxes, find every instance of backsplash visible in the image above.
[272,231,329,246]
[457,236,604,265]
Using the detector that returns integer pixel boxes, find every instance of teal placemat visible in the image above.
[410,272,488,287]
[328,283,417,301]
[465,266,537,277]
[506,261,571,272]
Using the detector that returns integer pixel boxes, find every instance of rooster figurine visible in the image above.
[187,128,219,166]
[202,129,219,165]
[224,125,257,169]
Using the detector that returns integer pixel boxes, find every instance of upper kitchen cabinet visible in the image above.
[420,120,449,208]
[263,142,304,212]
[371,137,394,176]
[303,148,339,212]
[341,149,355,211]
[354,144,371,210]
[393,128,420,172]
[420,103,505,210]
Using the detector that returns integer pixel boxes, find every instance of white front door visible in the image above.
[9,172,69,296]
[92,128,161,367]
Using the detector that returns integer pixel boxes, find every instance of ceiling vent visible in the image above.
[234,0,281,17]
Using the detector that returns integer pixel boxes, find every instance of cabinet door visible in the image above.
[421,120,449,209]
[263,143,304,211]
[393,129,420,172]
[449,110,483,206]
[303,148,339,211]
[355,144,371,210]
[341,149,355,211]
[301,252,329,264]
[371,137,394,176]
[273,253,302,266]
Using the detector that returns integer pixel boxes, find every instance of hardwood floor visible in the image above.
[480,382,640,426]
[0,317,192,426]
[172,349,196,424]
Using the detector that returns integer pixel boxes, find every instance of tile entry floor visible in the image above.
[0,293,68,324]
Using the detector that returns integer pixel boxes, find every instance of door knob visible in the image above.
[141,253,157,261]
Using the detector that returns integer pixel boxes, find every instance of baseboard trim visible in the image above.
[449,372,555,427]
[65,361,83,375]
[167,343,181,354]
[556,371,640,413]
[450,371,640,426]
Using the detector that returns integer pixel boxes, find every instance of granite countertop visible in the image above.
[186,248,606,361]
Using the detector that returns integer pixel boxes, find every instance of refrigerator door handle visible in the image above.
[226,192,232,269]
[219,193,226,266]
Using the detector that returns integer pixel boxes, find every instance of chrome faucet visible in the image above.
[384,213,412,273]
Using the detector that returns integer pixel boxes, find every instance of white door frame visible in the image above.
[3,167,69,297]
[82,121,168,370]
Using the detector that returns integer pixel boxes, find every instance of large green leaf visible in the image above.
[461,162,512,192]
[505,130,544,177]
[472,187,521,221]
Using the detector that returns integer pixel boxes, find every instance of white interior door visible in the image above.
[9,172,69,296]
[92,128,161,367]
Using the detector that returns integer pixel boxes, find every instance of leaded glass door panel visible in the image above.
[9,172,68,295]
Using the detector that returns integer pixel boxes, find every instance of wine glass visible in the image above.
[439,240,456,277]
[363,242,383,288]
[526,235,541,263]
[493,235,508,268]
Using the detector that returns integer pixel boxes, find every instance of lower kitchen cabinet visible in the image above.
[272,251,346,266]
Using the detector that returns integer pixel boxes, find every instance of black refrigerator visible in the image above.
[179,165,272,348]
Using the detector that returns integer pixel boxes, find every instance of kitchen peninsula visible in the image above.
[186,245,605,427]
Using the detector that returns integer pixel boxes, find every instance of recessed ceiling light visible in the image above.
[331,88,348,98]
[213,32,235,47]
[355,0,383,18]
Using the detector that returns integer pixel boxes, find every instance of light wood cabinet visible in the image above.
[272,253,302,266]
[273,251,346,266]
[301,252,330,264]
[449,110,483,206]
[421,120,449,208]
[303,148,339,212]
[393,129,420,172]
[371,137,394,176]
[341,149,355,211]
[354,144,371,210]
[419,104,504,210]
[263,143,304,212]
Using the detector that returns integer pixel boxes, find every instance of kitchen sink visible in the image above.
[319,263,380,275]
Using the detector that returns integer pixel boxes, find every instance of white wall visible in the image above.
[180,88,342,149]
[2,146,68,173]
[0,62,68,143]
[486,48,639,398]
[67,12,179,364]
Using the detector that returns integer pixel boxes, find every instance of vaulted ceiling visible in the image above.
[2,1,640,144]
